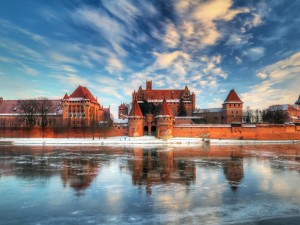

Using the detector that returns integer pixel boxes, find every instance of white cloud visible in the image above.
[49,52,80,64]
[256,72,267,79]
[245,47,265,61]
[22,64,38,76]
[235,56,242,64]
[172,0,250,47]
[106,57,123,73]
[152,51,190,69]
[0,56,12,63]
[163,22,180,48]
[241,51,300,109]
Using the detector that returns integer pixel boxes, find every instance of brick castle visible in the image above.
[0,81,300,139]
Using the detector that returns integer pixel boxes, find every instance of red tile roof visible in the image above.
[224,89,242,103]
[0,100,62,114]
[129,99,143,117]
[158,97,173,117]
[69,86,97,102]
[143,90,184,100]
[63,93,69,100]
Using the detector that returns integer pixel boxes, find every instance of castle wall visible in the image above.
[1,124,299,140]
[173,124,300,140]
[0,126,127,138]
[128,118,144,137]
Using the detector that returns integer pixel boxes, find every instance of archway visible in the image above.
[143,126,148,135]
[151,126,156,136]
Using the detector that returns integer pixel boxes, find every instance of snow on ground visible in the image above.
[0,136,298,146]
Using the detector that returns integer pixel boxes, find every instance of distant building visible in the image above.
[0,98,62,127]
[118,103,129,119]
[0,85,108,128]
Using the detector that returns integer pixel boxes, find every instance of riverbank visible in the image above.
[0,136,299,146]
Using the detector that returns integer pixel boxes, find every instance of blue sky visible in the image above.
[0,0,300,117]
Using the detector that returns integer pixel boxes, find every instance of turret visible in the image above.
[222,89,243,124]
[118,103,129,119]
[146,80,152,90]
[155,97,174,139]
[128,99,144,137]
[295,94,300,106]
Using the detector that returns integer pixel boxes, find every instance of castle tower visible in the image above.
[118,103,128,119]
[222,89,243,124]
[128,99,144,137]
[295,95,300,106]
[156,97,174,139]
[146,80,152,90]
[295,95,300,120]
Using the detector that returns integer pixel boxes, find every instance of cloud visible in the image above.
[50,73,94,89]
[235,56,242,64]
[152,51,190,69]
[241,51,300,108]
[0,56,12,63]
[163,22,180,48]
[49,52,80,65]
[0,19,48,46]
[21,64,39,76]
[106,57,123,73]
[245,47,265,61]
[256,72,267,79]
[171,0,251,47]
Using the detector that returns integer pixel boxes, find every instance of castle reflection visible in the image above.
[60,158,99,192]
[128,146,245,193]
[1,144,300,194]
[128,148,196,194]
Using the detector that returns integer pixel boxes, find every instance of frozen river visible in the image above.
[0,143,300,225]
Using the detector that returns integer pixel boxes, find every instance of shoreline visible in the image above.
[0,136,299,146]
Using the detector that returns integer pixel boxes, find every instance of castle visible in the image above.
[0,81,299,140]
[119,81,244,138]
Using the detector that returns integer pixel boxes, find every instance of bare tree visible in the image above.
[262,106,289,124]
[37,98,53,138]
[17,99,39,128]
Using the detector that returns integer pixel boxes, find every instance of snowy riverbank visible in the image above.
[0,136,299,146]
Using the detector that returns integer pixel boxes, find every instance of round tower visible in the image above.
[128,99,144,137]
[156,97,174,139]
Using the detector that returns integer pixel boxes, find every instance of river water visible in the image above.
[0,143,300,225]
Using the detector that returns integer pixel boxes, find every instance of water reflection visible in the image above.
[129,148,196,194]
[61,157,99,192]
[1,144,300,193]
[1,144,300,224]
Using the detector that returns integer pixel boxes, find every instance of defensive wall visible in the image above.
[0,123,299,140]
[0,126,127,139]
[173,123,300,140]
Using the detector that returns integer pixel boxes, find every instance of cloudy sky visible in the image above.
[0,0,300,117]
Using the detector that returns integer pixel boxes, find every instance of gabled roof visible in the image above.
[295,95,300,105]
[224,89,242,103]
[158,97,173,117]
[0,100,62,115]
[69,86,97,102]
[129,99,143,118]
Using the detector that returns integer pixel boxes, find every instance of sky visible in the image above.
[0,0,300,118]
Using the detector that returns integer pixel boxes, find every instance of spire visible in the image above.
[295,94,300,105]
[224,89,243,103]
[129,99,143,117]
[158,97,173,117]
[63,93,69,100]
